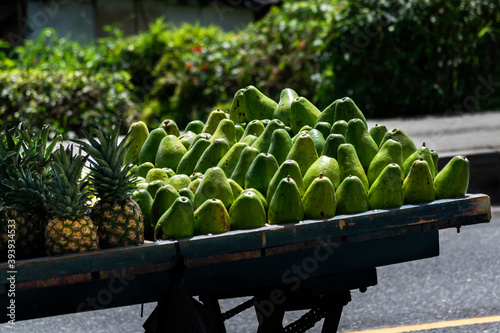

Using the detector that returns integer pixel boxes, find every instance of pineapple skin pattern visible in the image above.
[45,215,99,255]
[91,199,144,248]
[1,208,45,260]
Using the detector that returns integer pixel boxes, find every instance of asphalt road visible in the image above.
[3,207,499,333]
[335,206,500,333]
[367,111,500,155]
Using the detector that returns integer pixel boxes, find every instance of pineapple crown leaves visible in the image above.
[0,124,62,182]
[0,126,23,200]
[0,125,23,166]
[19,125,63,176]
[0,124,63,203]
[3,166,49,217]
[72,125,138,201]
[45,145,92,219]
[51,144,89,185]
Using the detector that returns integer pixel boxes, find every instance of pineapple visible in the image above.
[45,145,98,255]
[75,126,144,248]
[0,125,59,260]
[0,126,22,260]
[1,167,49,259]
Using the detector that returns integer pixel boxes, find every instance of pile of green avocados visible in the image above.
[126,85,469,241]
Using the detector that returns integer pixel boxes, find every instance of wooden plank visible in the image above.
[263,194,490,249]
[182,231,439,296]
[179,194,489,266]
[2,269,172,322]
[0,231,430,322]
[177,225,282,261]
[15,261,175,291]
[0,195,489,303]
[0,194,489,284]
[0,239,178,283]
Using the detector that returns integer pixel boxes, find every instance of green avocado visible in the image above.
[194,198,231,235]
[155,135,187,170]
[230,146,260,187]
[266,159,304,203]
[150,184,180,229]
[403,159,436,204]
[160,119,181,137]
[230,191,267,230]
[267,128,293,166]
[303,174,336,219]
[290,96,321,135]
[286,133,319,176]
[244,85,277,121]
[184,120,205,135]
[368,163,404,210]
[139,127,167,165]
[124,121,149,165]
[245,153,279,197]
[155,196,194,240]
[434,155,469,199]
[229,88,247,123]
[335,175,369,215]
[194,166,234,209]
[273,87,298,126]
[268,176,304,225]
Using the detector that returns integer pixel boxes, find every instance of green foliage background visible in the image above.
[0,0,498,137]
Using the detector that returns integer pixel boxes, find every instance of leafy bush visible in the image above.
[0,28,140,137]
[143,23,238,127]
[0,69,138,138]
[231,1,339,103]
[4,29,91,71]
[143,0,500,123]
[141,2,343,127]
[90,20,172,101]
[319,0,500,117]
